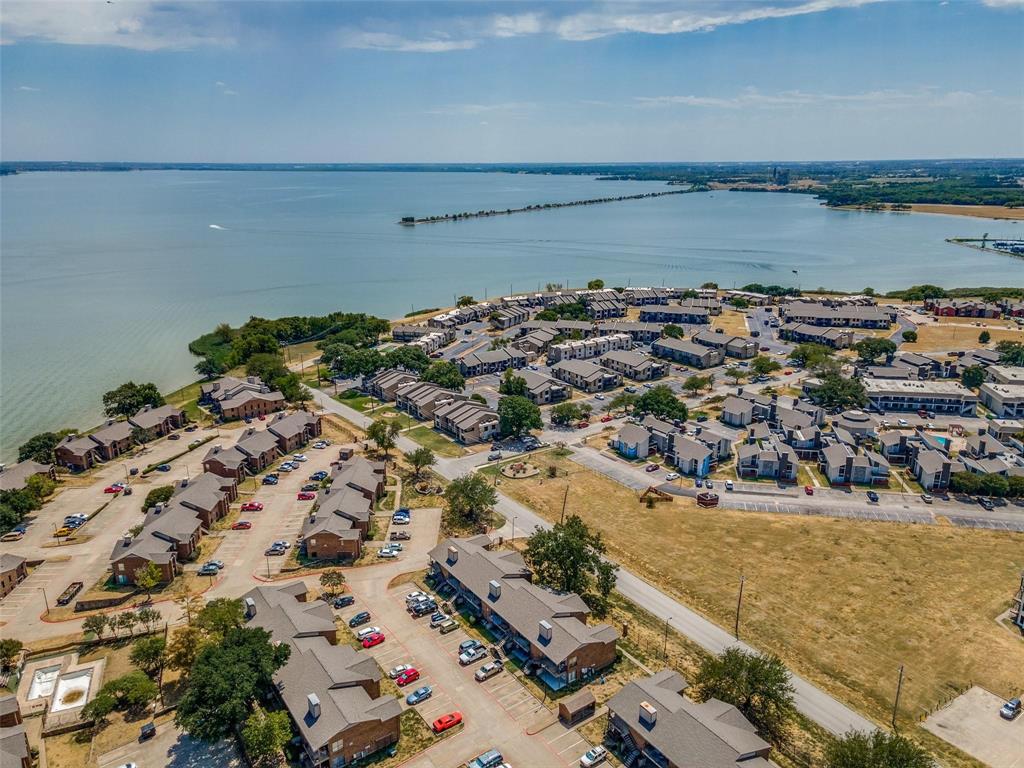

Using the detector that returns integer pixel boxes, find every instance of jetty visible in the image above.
[398,187,691,225]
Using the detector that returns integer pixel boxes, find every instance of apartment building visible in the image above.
[596,321,666,343]
[621,287,673,305]
[609,424,652,460]
[457,347,527,377]
[129,404,186,437]
[268,411,323,453]
[778,322,854,348]
[639,305,711,325]
[300,455,386,560]
[979,383,1024,418]
[863,378,978,416]
[489,305,531,330]
[242,583,401,768]
[599,350,667,381]
[585,297,628,320]
[820,443,890,486]
[200,375,286,421]
[737,436,798,482]
[433,401,500,445]
[512,327,559,356]
[0,460,56,493]
[364,369,420,401]
[429,536,618,691]
[551,359,622,393]
[779,302,893,328]
[395,382,467,420]
[927,299,1002,318]
[0,694,32,768]
[651,337,724,369]
[547,333,633,364]
[516,370,569,405]
[691,330,758,359]
[605,670,772,768]
[0,555,27,600]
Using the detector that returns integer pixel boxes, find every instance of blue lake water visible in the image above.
[1,170,1020,460]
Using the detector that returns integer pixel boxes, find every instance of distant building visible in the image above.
[651,338,724,369]
[551,359,621,393]
[863,378,977,416]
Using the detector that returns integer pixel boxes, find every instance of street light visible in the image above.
[40,587,50,615]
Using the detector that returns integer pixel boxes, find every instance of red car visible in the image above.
[784,369,793,375]
[600,415,613,423]
[241,502,263,512]
[258,414,266,421]
[231,521,252,530]
[297,492,316,501]
[361,632,385,648]
[645,463,659,473]
[804,485,814,495]
[576,421,590,429]
[432,712,463,733]
[103,484,124,494]
[395,668,420,687]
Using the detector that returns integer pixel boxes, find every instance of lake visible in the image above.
[1,170,1020,460]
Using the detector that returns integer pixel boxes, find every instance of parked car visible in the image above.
[390,531,411,541]
[198,564,220,576]
[405,591,427,604]
[412,600,437,617]
[459,639,482,653]
[312,441,328,449]
[600,415,613,423]
[231,521,252,530]
[0,531,24,542]
[474,660,503,681]
[138,722,157,742]
[430,612,450,628]
[310,470,328,481]
[278,463,295,472]
[1000,697,1022,720]
[594,394,605,401]
[920,494,933,504]
[459,647,488,665]
[432,711,463,733]
[297,492,316,501]
[155,464,171,472]
[396,668,421,686]
[665,472,679,481]
[979,497,995,511]
[439,619,459,634]
[271,540,291,549]
[262,475,279,486]
[392,515,410,525]
[645,463,659,473]
[580,746,608,767]
[804,485,814,495]
[301,483,319,492]
[467,749,503,768]
[488,452,502,461]
[104,484,125,493]
[866,491,880,503]
[389,664,413,679]
[333,595,355,608]
[576,422,590,429]
[264,546,286,556]
[53,527,74,537]
[241,502,264,512]
[378,549,398,559]
[406,686,433,706]
[361,632,385,648]
[167,433,181,441]
[348,611,371,627]
[725,480,734,491]
[355,625,381,639]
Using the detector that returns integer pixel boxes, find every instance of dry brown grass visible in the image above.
[901,324,1023,353]
[494,452,1024,746]
[712,309,751,337]
[908,204,1024,220]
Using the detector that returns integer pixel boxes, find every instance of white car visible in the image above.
[293,454,308,462]
[459,647,488,665]
[898,419,909,427]
[665,472,679,481]
[405,591,426,604]
[725,480,734,491]
[921,494,934,504]
[278,463,295,472]
[378,549,398,559]
[355,625,382,639]
[312,441,327,449]
[388,664,413,679]
[594,394,605,401]
[580,746,608,767]
[272,540,291,549]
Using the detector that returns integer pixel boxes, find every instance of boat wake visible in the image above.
[209,224,227,230]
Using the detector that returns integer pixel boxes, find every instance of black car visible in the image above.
[333,595,355,608]
[139,722,157,742]
[866,491,879,503]
[412,600,438,617]
[348,611,371,627]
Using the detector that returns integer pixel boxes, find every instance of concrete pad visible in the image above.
[923,686,1024,768]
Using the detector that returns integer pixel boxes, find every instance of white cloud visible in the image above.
[337,29,476,53]
[489,13,544,38]
[0,1,235,50]
[635,86,997,110]
[981,0,1024,7]
[214,81,237,96]
[17,85,40,92]
[426,102,534,116]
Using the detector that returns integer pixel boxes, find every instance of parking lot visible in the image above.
[923,686,1024,768]
[0,558,69,625]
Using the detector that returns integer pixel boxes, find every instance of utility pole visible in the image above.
[663,616,672,659]
[560,483,569,524]
[734,571,746,639]
[41,587,50,616]
[891,664,904,732]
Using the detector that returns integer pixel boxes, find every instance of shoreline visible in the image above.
[833,202,1024,221]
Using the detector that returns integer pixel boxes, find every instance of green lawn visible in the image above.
[406,426,466,457]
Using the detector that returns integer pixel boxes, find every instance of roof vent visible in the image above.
[488,580,501,600]
[307,693,321,720]
[447,546,459,563]
[639,701,658,727]
[538,619,553,642]
[244,597,256,618]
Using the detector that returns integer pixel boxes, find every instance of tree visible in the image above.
[230,333,280,366]
[175,589,205,625]
[101,670,159,712]
[136,606,162,633]
[81,691,116,732]
[609,392,639,413]
[83,614,109,640]
[730,297,750,309]
[498,370,528,397]
[0,638,23,671]
[116,610,139,637]
[132,425,156,445]
[384,345,431,374]
[587,279,605,290]
[681,375,709,397]
[444,474,498,531]
[142,485,174,512]
[102,381,164,418]
[421,360,465,391]
[592,560,619,618]
[469,393,487,404]
[996,340,1024,365]
[130,636,167,677]
[789,343,832,368]
[134,562,163,597]
[242,706,293,765]
[854,338,897,364]
[175,626,291,742]
[1007,475,1024,498]
[194,357,225,380]
[319,569,346,597]
[17,432,62,463]
[701,281,718,289]
[366,418,401,461]
[246,352,288,383]
[901,330,918,343]
[408,446,436,478]
[498,396,542,438]
[662,324,685,339]
[961,365,986,389]
[550,402,587,426]
[979,330,991,344]
[166,626,207,675]
[635,385,688,422]
[524,515,606,596]
[750,356,782,376]
[456,295,475,307]
[810,372,868,410]
[949,471,981,495]
[724,367,747,385]
[825,730,935,768]
[195,598,245,638]
[693,648,795,743]
[978,472,1010,497]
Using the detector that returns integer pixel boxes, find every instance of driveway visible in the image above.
[97,720,242,768]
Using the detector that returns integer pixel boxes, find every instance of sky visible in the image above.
[1,0,1022,162]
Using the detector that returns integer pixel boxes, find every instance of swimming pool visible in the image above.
[27,665,60,701]
[51,669,93,712]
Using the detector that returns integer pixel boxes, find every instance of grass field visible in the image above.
[902,323,1023,352]
[712,309,751,337]
[406,425,466,457]
[492,451,1024,760]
